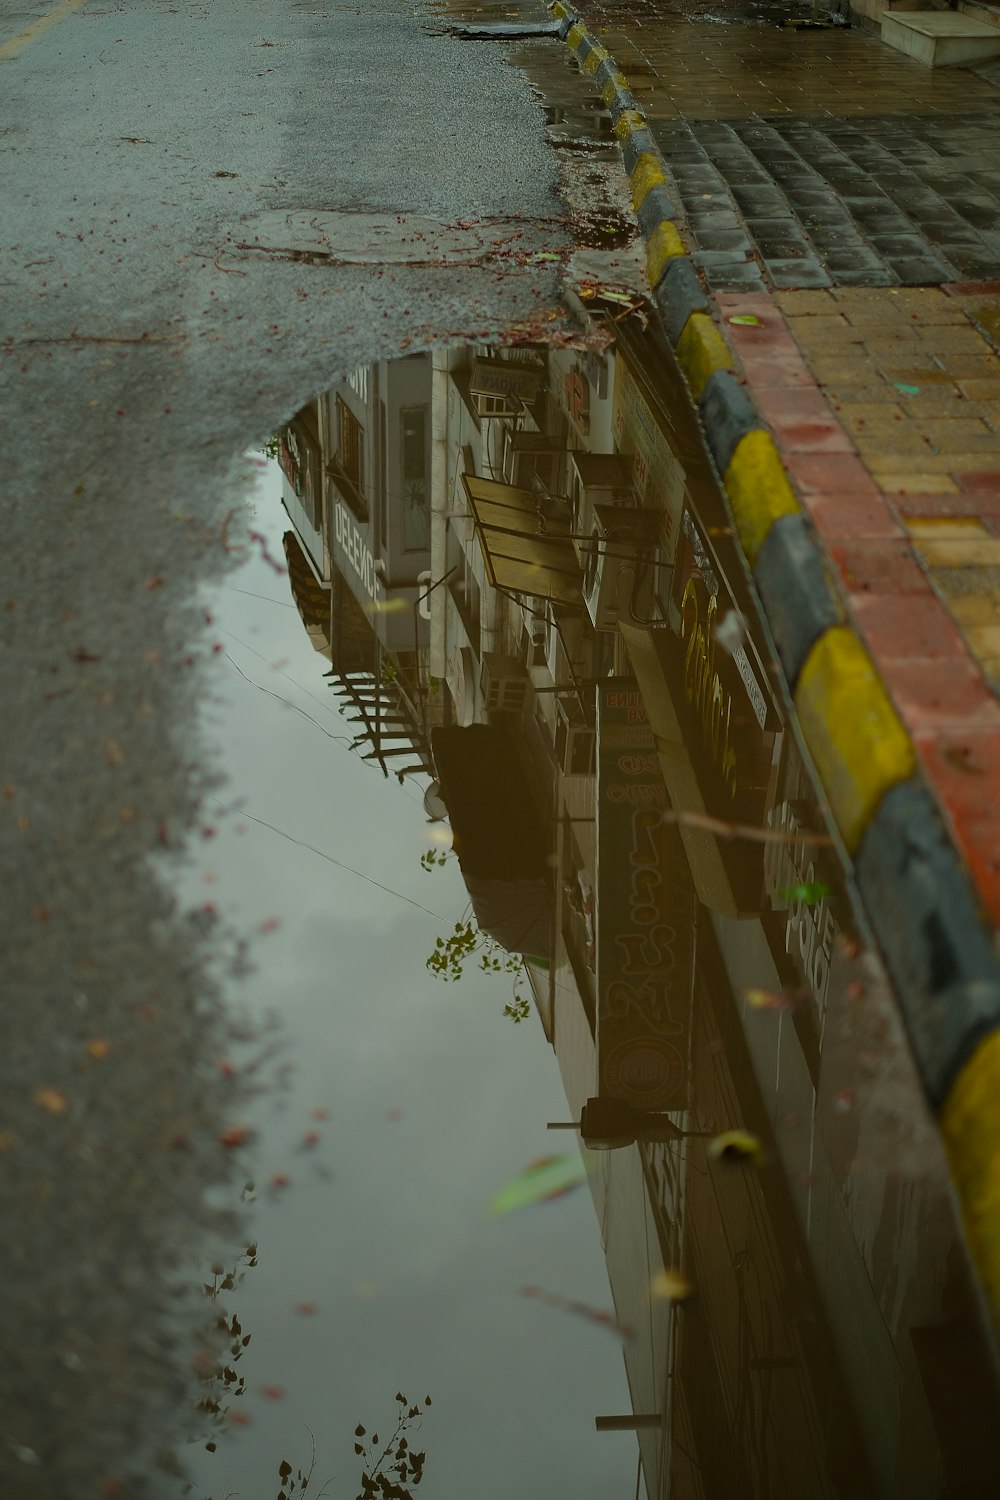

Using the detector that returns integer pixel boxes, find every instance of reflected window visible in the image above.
[447,525,481,645]
[336,397,366,520]
[401,406,429,551]
[377,397,388,548]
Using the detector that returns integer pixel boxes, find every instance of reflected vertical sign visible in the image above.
[597,679,694,1111]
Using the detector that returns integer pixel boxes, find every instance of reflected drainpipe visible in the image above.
[430,350,449,681]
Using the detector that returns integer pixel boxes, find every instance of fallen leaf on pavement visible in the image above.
[781,881,830,905]
[34,1087,68,1113]
[743,986,799,1013]
[944,744,984,775]
[707,1130,765,1166]
[650,1269,694,1303]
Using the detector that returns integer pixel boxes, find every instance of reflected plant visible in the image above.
[196,1241,259,1443]
[502,990,531,1025]
[267,1429,336,1500]
[254,1395,433,1500]
[353,1393,431,1500]
[426,920,522,986]
[260,434,281,460]
[419,856,530,1019]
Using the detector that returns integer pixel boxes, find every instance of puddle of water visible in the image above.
[176,310,1000,1499]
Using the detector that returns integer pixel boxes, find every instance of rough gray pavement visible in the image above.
[0,0,576,1493]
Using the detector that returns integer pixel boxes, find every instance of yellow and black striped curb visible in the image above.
[549,0,1000,1340]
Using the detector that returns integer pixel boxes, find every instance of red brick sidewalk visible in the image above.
[718,283,1000,925]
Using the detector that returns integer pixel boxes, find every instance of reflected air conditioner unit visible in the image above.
[473,390,521,421]
[583,505,656,634]
[569,452,635,563]
[555,700,596,778]
[481,653,533,713]
[527,613,548,668]
[470,359,542,422]
[546,606,584,682]
[502,431,561,491]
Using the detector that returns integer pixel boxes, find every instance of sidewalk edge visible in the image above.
[550,0,1000,1343]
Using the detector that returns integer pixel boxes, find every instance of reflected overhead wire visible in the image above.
[223,651,358,745]
[206,797,449,921]
[222,628,348,722]
[224,584,297,608]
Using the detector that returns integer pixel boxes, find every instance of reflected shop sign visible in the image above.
[664,507,780,911]
[278,418,321,529]
[333,498,384,609]
[596,679,694,1111]
[763,750,843,1020]
[330,495,425,651]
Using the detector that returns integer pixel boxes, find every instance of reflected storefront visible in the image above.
[276,319,1000,1499]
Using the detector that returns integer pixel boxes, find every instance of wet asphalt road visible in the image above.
[0,1,574,1493]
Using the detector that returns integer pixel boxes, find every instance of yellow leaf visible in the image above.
[650,1269,693,1303]
[34,1087,68,1114]
[87,1040,111,1060]
[707,1130,765,1166]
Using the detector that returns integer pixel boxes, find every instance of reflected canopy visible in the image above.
[461,473,583,607]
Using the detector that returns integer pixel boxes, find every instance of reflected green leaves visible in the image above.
[353,1395,432,1500]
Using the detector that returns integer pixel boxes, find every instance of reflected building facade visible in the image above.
[277,324,1000,1499]
[277,360,441,778]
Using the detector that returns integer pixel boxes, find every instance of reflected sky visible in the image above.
[177,461,636,1500]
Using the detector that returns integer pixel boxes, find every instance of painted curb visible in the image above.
[722,428,800,564]
[856,779,1000,1108]
[793,626,916,855]
[942,1029,1000,1334]
[754,514,843,690]
[547,0,1000,1336]
[655,257,710,345]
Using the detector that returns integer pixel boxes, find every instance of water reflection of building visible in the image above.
[279,326,1000,1498]
[277,360,441,778]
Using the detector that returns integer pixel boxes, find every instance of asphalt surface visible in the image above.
[0,1,578,1493]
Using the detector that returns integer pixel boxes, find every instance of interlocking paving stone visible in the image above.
[695,227,753,253]
[643,110,1000,293]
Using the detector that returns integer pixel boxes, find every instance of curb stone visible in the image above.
[548,0,1000,1342]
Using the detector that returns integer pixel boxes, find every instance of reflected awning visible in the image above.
[461,474,583,607]
[282,531,332,658]
[431,723,553,958]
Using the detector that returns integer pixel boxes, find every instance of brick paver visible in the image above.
[728,280,1000,920]
[648,111,1000,290]
[590,9,1000,119]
